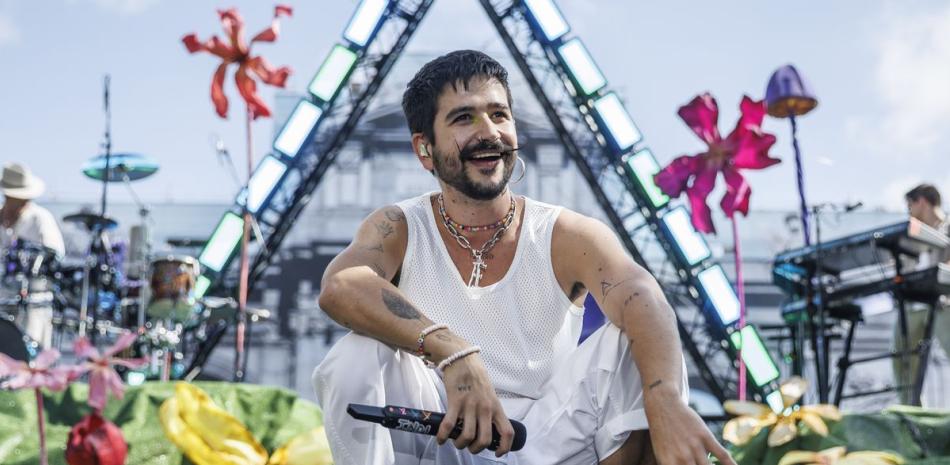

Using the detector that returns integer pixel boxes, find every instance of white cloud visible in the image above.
[858,3,950,160]
[0,13,19,46]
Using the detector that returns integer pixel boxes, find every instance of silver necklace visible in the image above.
[437,193,516,287]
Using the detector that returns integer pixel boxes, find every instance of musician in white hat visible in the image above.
[1,163,65,256]
[1,162,64,349]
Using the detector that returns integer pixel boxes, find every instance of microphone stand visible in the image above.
[810,201,863,402]
[212,135,267,382]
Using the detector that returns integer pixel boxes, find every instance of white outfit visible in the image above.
[313,193,689,464]
[1,202,64,349]
[1,202,66,256]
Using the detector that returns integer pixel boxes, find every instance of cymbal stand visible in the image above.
[120,169,153,330]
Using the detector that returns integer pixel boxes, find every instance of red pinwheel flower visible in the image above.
[182,5,293,119]
[66,412,128,465]
[654,93,780,233]
[0,348,83,391]
[74,332,148,412]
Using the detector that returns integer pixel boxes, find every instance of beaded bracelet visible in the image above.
[437,346,481,372]
[415,324,448,360]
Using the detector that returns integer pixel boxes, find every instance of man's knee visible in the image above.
[312,332,393,405]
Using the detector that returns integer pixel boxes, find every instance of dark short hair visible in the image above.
[401,50,512,143]
[905,183,941,207]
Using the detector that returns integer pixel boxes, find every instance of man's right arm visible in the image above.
[318,205,515,456]
[320,205,467,358]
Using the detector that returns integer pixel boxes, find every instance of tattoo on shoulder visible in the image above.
[381,289,421,320]
[648,379,663,390]
[385,209,406,222]
[600,278,632,298]
[375,221,395,238]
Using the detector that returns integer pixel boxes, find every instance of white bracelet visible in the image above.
[415,323,449,359]
[437,346,481,371]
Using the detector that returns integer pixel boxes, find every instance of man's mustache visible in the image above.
[457,139,519,161]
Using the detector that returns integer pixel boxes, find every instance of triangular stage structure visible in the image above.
[193,0,782,407]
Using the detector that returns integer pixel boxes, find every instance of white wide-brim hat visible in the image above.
[1,163,46,200]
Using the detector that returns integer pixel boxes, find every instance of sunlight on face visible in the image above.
[428,76,518,200]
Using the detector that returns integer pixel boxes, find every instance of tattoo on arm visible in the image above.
[622,292,640,308]
[381,288,421,319]
[364,242,384,253]
[457,384,473,392]
[375,221,395,238]
[600,278,632,298]
[648,379,663,390]
[385,209,406,222]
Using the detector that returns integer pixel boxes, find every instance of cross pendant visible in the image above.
[468,253,487,287]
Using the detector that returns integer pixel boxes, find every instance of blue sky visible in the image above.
[1,0,948,211]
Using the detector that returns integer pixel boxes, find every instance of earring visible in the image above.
[512,156,526,184]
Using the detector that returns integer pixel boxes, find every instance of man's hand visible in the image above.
[645,385,735,465]
[436,354,515,457]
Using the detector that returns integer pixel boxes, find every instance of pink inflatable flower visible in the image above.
[654,93,780,234]
[0,349,83,391]
[74,332,148,412]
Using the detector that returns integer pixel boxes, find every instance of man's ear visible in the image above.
[411,133,434,170]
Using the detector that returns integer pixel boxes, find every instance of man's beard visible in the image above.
[431,138,517,201]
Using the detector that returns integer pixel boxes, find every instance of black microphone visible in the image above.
[347,403,527,452]
[844,201,863,213]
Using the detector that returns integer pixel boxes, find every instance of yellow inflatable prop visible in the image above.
[159,383,332,465]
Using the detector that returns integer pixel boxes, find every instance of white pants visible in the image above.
[313,323,689,465]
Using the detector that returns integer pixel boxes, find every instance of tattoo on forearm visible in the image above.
[385,209,406,222]
[600,278,632,298]
[457,384,473,392]
[648,379,663,390]
[435,332,451,342]
[381,289,421,319]
[375,221,395,238]
[364,242,384,253]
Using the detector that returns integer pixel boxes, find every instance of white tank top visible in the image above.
[395,192,584,400]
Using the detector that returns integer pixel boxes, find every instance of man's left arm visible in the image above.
[557,213,734,465]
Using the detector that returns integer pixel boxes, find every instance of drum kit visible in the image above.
[1,154,227,382]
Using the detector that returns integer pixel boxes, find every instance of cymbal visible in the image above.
[82,153,159,182]
[63,212,118,231]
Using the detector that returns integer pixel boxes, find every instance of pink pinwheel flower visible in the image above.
[0,349,84,391]
[1,349,84,465]
[182,5,293,119]
[74,332,148,412]
[654,93,780,234]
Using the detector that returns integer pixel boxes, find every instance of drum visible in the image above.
[0,317,37,362]
[2,240,59,286]
[146,256,200,323]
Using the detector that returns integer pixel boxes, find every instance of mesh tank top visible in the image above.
[395,192,584,399]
